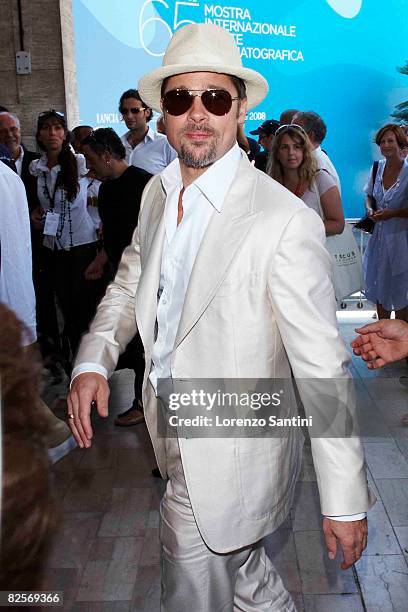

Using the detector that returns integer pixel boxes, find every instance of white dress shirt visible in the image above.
[14,145,24,177]
[29,153,98,250]
[126,127,177,174]
[149,144,242,390]
[0,162,36,344]
[313,146,341,193]
[86,177,102,230]
[120,131,135,163]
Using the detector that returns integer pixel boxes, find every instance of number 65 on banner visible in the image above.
[139,0,200,57]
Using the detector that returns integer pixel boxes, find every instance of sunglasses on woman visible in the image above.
[162,89,239,117]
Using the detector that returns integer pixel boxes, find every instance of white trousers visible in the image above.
[159,439,296,612]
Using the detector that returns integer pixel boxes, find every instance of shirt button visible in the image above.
[162,299,167,305]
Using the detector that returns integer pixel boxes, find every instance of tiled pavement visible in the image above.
[42,312,408,611]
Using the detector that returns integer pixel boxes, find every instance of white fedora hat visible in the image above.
[138,23,269,112]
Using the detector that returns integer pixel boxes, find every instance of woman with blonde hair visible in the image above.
[268,124,344,236]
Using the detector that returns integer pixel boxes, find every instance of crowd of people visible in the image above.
[0,20,407,605]
[1,73,408,439]
[1,90,407,387]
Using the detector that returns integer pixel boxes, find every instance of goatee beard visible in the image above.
[179,143,218,168]
[179,124,220,168]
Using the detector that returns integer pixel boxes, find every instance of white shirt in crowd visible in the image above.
[121,126,177,173]
[14,145,24,177]
[0,162,36,344]
[86,176,102,230]
[301,169,338,219]
[313,146,341,193]
[29,153,99,250]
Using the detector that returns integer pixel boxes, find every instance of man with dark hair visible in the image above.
[292,110,341,190]
[81,127,152,426]
[118,88,176,172]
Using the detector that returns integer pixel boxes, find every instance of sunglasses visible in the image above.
[275,123,307,136]
[120,107,146,116]
[162,89,239,117]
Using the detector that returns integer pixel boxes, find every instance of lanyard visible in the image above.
[42,171,60,210]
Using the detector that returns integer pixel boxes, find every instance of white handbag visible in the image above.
[313,179,364,301]
[325,224,364,301]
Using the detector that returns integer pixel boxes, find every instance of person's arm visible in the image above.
[67,174,160,447]
[268,205,373,568]
[351,319,408,367]
[319,185,345,236]
[365,195,375,215]
[0,170,37,345]
[371,207,408,221]
[30,206,44,230]
[68,223,142,447]
[84,248,108,280]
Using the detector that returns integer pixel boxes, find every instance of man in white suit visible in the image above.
[68,24,373,611]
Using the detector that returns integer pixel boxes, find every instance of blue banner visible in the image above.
[73,0,408,217]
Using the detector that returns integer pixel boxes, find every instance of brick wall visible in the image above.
[0,0,79,150]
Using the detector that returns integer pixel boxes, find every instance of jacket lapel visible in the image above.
[135,184,166,354]
[174,157,260,349]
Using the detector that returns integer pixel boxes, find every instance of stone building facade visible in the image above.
[0,0,78,150]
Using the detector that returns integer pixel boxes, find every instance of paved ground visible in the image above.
[42,313,408,611]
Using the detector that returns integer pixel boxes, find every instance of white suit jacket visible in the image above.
[75,154,374,552]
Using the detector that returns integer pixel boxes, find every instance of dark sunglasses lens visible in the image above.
[163,90,193,116]
[121,108,142,115]
[202,90,232,115]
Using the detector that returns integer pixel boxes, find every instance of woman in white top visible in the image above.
[268,124,344,236]
[30,111,104,370]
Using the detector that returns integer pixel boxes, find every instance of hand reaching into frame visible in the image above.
[351,319,408,368]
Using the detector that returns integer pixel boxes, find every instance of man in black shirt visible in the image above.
[82,128,152,426]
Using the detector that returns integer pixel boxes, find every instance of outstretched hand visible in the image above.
[351,319,408,368]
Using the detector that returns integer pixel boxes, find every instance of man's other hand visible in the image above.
[323,517,368,570]
[67,373,110,448]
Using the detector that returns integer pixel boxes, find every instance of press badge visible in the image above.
[43,211,60,236]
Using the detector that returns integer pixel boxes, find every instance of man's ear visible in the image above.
[237,98,248,124]
[102,151,111,165]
